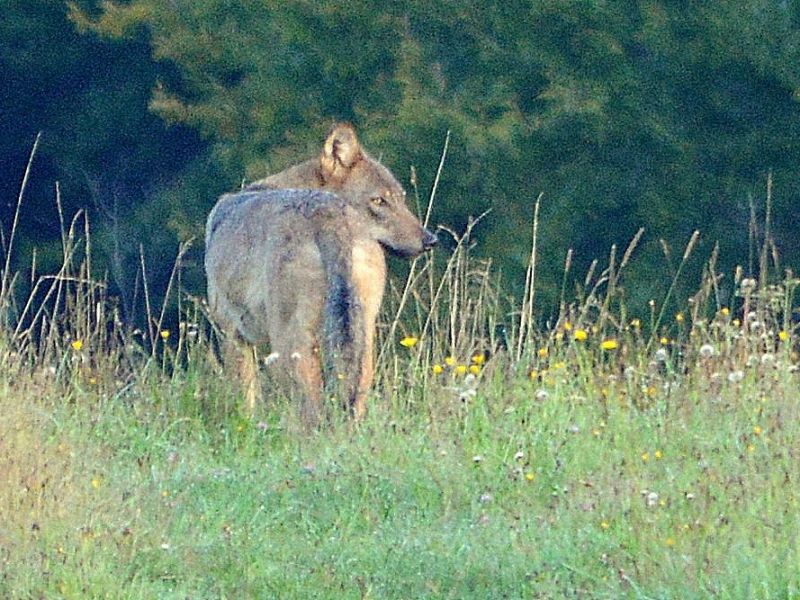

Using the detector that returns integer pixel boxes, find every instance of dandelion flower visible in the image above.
[71,339,84,351]
[399,336,418,348]
[563,321,573,331]
[600,520,610,530]
[675,312,685,323]
[779,330,789,342]
[469,364,481,376]
[574,329,588,342]
[600,339,618,351]
[471,353,486,365]
[91,477,101,489]
[160,330,170,340]
[720,307,730,317]
[753,425,762,435]
[444,356,456,367]
[454,365,467,376]
[528,369,539,380]
[630,318,641,329]
[665,537,676,547]
[537,347,548,358]
[432,364,444,375]
[525,472,535,482]
[641,452,650,462]
[660,337,669,346]
[654,450,663,459]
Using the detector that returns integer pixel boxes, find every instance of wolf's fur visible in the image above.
[205,124,436,427]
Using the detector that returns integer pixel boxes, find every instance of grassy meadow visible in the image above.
[2,184,800,599]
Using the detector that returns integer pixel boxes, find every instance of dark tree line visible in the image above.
[3,1,800,323]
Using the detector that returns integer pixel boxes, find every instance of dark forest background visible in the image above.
[3,0,800,326]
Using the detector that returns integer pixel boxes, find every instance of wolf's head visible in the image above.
[319,124,437,257]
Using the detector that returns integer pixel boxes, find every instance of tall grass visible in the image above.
[1,151,799,598]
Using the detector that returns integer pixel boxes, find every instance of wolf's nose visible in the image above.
[422,229,438,250]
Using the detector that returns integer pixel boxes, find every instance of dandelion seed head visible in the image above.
[728,370,744,383]
[699,344,715,358]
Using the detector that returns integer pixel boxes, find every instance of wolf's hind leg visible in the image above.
[293,349,323,429]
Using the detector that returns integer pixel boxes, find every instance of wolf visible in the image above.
[205,124,437,426]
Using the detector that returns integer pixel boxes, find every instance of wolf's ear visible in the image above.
[320,123,361,182]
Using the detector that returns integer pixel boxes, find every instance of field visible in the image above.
[2,187,800,599]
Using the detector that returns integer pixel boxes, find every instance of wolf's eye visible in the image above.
[371,196,387,207]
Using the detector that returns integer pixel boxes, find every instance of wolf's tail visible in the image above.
[315,223,365,413]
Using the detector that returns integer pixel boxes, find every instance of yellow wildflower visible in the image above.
[753,425,762,436]
[160,330,170,340]
[665,537,676,547]
[641,452,650,462]
[537,347,548,358]
[779,330,789,342]
[660,337,669,346]
[91,477,101,489]
[600,339,618,351]
[454,365,467,376]
[432,364,444,375]
[71,339,84,351]
[600,520,610,530]
[525,472,535,482]
[444,356,456,366]
[654,450,663,459]
[471,353,486,365]
[720,307,730,317]
[574,329,588,342]
[563,321,573,331]
[675,312,684,323]
[630,318,641,329]
[399,336,418,348]
[528,369,539,380]
[469,365,481,375]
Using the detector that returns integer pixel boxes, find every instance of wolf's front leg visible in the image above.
[223,337,261,416]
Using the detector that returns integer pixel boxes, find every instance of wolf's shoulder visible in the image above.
[206,188,341,244]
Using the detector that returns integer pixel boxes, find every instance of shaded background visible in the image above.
[3,0,800,326]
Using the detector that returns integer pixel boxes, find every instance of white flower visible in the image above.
[699,344,715,358]
[728,370,744,383]
[654,348,669,363]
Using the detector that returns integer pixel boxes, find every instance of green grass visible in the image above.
[3,315,799,598]
[2,162,799,597]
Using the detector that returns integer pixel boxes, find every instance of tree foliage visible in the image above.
[5,1,800,319]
